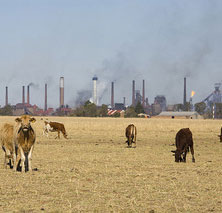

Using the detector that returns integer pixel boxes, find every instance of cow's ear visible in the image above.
[15,118,22,123]
[30,117,36,123]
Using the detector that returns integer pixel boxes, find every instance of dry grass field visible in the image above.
[0,116,221,213]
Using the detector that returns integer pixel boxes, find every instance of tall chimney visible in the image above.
[123,97,126,107]
[132,80,135,106]
[183,77,186,108]
[27,85,30,104]
[111,82,114,109]
[45,83,47,111]
[60,77,64,108]
[22,86,25,104]
[92,76,98,105]
[5,86,8,106]
[142,80,145,107]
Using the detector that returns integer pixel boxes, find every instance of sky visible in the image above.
[0,0,222,109]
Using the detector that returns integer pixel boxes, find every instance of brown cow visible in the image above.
[43,121,68,139]
[218,127,222,142]
[15,115,36,172]
[0,123,17,170]
[125,124,137,147]
[171,128,195,163]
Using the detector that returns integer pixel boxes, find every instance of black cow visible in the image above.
[171,128,195,163]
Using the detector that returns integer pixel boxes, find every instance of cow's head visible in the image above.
[171,150,181,162]
[15,115,36,133]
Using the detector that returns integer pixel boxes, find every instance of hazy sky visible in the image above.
[0,0,222,108]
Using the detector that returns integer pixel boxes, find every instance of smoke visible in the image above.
[1,1,222,108]
[28,82,39,89]
[75,90,92,106]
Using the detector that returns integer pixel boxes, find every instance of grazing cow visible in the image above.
[15,115,36,172]
[125,124,137,147]
[0,123,17,170]
[43,121,68,139]
[218,127,222,142]
[171,128,195,163]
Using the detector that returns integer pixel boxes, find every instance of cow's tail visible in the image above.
[24,152,29,172]
[134,126,137,144]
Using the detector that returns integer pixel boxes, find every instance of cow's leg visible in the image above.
[28,145,34,171]
[182,145,188,162]
[128,135,132,147]
[190,145,195,163]
[58,131,60,139]
[182,151,187,162]
[4,153,7,169]
[12,152,16,171]
[19,147,25,172]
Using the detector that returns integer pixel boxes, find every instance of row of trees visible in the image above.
[72,101,145,117]
[0,105,13,115]
[1,101,222,118]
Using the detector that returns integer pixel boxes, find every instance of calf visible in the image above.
[43,121,68,139]
[171,128,195,163]
[218,127,222,142]
[125,124,137,147]
[15,115,36,172]
[0,123,17,170]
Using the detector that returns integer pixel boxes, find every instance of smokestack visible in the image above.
[45,83,47,111]
[111,82,114,109]
[132,80,135,106]
[183,77,187,107]
[60,77,64,108]
[123,97,126,107]
[22,86,25,104]
[5,86,8,106]
[142,80,145,107]
[27,85,30,104]
[92,76,98,105]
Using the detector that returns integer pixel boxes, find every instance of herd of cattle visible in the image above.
[0,115,222,172]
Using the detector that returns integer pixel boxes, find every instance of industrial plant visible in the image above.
[1,76,222,118]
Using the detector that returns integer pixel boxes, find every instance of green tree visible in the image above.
[125,106,137,117]
[215,103,222,119]
[135,102,145,114]
[174,104,184,111]
[84,102,97,117]
[97,104,108,117]
[0,105,13,116]
[194,102,206,115]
